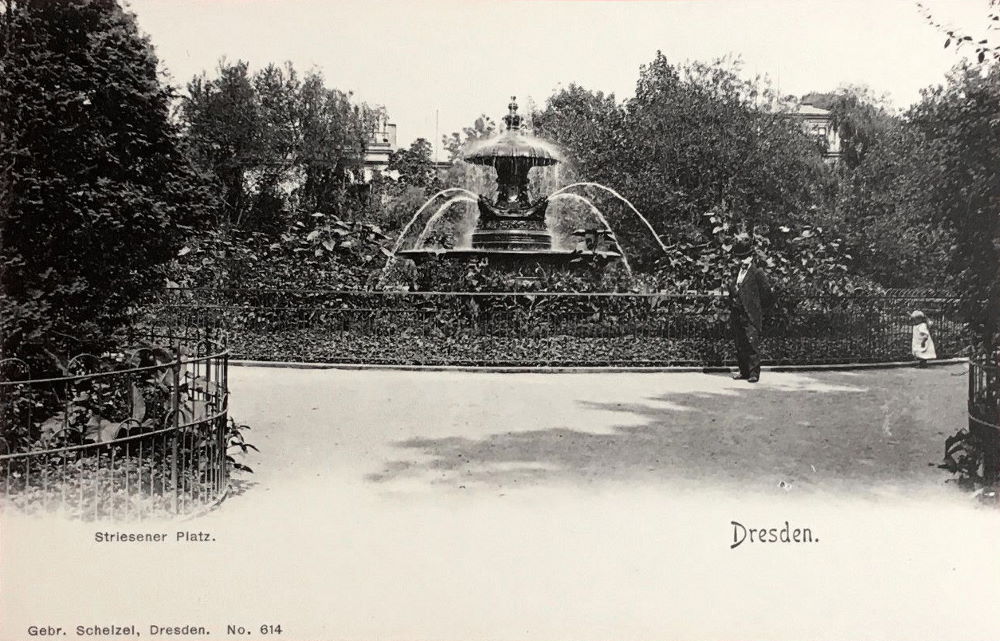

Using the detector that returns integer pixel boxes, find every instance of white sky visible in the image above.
[127,0,991,155]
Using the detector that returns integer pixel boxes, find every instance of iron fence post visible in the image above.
[968,355,974,428]
[171,349,181,514]
[218,349,227,493]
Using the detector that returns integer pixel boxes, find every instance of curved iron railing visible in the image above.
[968,351,1000,481]
[148,288,967,367]
[0,329,230,520]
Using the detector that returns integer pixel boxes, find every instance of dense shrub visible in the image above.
[171,214,390,291]
[0,0,215,372]
[152,291,966,366]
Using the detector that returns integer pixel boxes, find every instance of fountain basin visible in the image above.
[471,229,554,251]
[394,248,622,269]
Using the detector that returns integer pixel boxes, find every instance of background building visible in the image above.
[363,118,398,180]
[794,102,842,163]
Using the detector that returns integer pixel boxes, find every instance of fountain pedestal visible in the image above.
[471,195,552,251]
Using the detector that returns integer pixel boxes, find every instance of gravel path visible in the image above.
[228,364,968,496]
[5,364,998,641]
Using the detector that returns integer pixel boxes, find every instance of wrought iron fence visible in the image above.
[968,351,1000,481]
[0,328,230,520]
[145,288,967,367]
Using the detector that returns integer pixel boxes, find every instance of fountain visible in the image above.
[394,97,623,271]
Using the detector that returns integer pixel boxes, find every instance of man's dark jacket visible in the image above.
[728,263,775,330]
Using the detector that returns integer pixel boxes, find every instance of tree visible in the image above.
[801,86,956,289]
[292,69,382,221]
[628,54,831,231]
[917,1,999,483]
[173,61,389,290]
[833,122,953,289]
[178,61,383,233]
[802,86,898,170]
[0,0,214,367]
[907,62,1000,350]
[387,138,438,188]
[919,0,1000,65]
[441,115,496,162]
[533,54,835,273]
[180,60,260,229]
[532,83,626,183]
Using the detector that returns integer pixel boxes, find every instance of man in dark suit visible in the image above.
[726,235,774,383]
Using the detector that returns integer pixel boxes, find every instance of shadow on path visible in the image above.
[367,367,964,493]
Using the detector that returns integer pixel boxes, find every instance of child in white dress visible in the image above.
[910,310,936,364]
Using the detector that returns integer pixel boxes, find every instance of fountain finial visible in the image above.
[503,96,522,131]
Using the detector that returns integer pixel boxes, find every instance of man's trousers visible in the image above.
[730,311,761,379]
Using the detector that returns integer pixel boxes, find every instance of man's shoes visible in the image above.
[748,375,759,383]
[732,373,748,380]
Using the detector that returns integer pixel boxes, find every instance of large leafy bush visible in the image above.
[0,0,214,370]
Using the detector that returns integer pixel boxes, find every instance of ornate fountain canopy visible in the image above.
[462,97,562,168]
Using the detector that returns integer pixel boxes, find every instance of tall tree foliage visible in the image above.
[440,115,496,162]
[534,54,835,273]
[912,0,1000,348]
[801,86,899,170]
[0,0,213,366]
[178,61,384,233]
[908,63,1000,349]
[804,86,955,289]
[172,61,391,290]
[919,0,1000,65]
[833,122,953,289]
[387,138,439,189]
[531,83,626,185]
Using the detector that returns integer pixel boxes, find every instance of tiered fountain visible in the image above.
[395,98,623,271]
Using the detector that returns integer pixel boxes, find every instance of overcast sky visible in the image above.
[127,0,991,156]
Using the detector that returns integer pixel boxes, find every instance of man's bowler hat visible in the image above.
[732,234,754,258]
